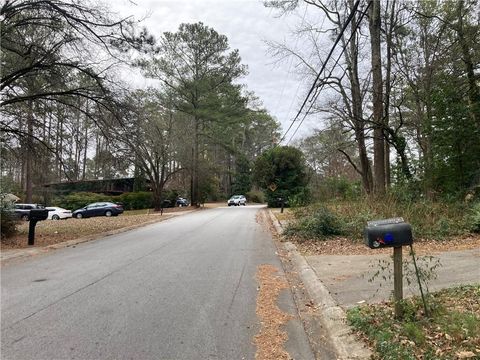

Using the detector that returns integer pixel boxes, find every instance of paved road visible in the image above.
[1,205,314,360]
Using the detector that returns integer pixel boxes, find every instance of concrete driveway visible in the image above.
[306,248,480,308]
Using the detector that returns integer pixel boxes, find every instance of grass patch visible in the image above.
[347,285,480,359]
[331,196,470,240]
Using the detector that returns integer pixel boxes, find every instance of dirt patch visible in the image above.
[288,234,480,256]
[1,213,174,249]
[254,264,293,360]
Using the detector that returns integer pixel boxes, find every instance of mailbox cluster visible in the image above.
[364,217,413,249]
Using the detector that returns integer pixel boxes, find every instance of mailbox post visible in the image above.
[364,217,413,319]
[28,209,49,246]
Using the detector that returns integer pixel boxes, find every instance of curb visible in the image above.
[267,209,372,360]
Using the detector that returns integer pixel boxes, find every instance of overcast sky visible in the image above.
[112,0,325,143]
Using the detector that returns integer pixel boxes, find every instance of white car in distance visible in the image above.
[227,195,246,206]
[46,207,73,220]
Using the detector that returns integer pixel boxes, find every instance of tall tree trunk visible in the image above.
[82,126,88,180]
[369,0,385,194]
[346,0,373,193]
[25,100,34,202]
[152,185,163,211]
[192,117,200,206]
[456,0,480,131]
[383,0,396,188]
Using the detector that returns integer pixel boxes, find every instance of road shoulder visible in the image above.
[264,209,371,360]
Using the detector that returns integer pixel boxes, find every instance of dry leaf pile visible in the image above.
[2,214,173,249]
[254,264,293,360]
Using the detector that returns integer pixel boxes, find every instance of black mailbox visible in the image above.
[30,209,49,221]
[28,209,49,245]
[364,217,413,249]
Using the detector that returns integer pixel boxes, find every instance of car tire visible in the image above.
[21,214,29,221]
[105,210,112,217]
[52,215,60,220]
[75,213,83,219]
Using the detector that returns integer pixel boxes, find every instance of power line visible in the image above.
[283,8,327,125]
[286,0,372,144]
[279,0,362,144]
[273,4,308,116]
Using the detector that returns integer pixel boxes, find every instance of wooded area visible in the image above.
[1,0,479,209]
[0,1,280,209]
[268,0,479,200]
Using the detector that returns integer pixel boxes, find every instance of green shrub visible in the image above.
[1,209,18,239]
[0,193,18,239]
[468,202,480,233]
[117,192,153,210]
[388,180,423,204]
[162,189,180,202]
[246,190,265,203]
[288,188,310,208]
[315,177,361,201]
[285,206,345,239]
[53,191,184,211]
[253,146,310,208]
[53,192,113,210]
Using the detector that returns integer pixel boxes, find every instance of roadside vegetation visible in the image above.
[347,285,480,360]
[284,195,478,242]
[51,191,181,211]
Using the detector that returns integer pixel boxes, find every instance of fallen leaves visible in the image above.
[2,213,173,249]
[349,285,480,360]
[457,350,477,358]
[289,235,480,256]
[254,264,293,360]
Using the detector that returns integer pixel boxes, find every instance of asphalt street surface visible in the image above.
[1,205,314,360]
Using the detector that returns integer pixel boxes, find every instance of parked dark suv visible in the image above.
[14,203,45,221]
[176,197,189,207]
[73,202,123,218]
